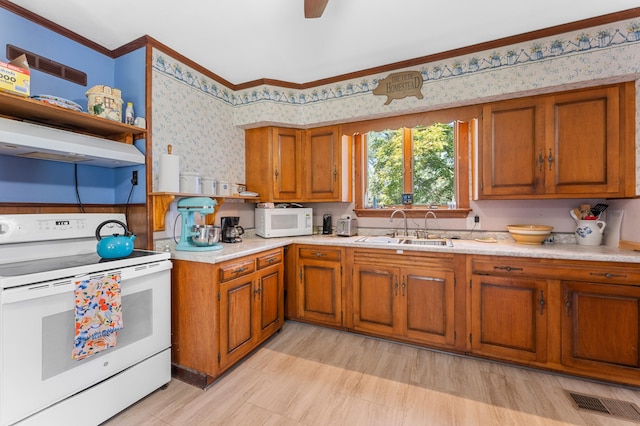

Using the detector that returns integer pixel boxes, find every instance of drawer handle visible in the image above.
[263,257,277,263]
[233,266,249,274]
[493,266,523,272]
[589,272,627,279]
[314,252,327,257]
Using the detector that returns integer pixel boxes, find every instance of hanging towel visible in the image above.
[72,272,123,360]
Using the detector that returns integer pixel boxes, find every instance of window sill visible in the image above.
[353,208,471,219]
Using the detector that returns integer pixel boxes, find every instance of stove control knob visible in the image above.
[0,221,9,235]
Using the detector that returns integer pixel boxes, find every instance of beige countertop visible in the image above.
[159,234,640,265]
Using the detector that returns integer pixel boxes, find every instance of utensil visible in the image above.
[95,220,136,259]
[590,203,609,217]
[570,208,581,221]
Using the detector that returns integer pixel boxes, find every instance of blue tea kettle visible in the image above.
[96,220,136,259]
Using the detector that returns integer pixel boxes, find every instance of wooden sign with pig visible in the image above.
[373,71,423,105]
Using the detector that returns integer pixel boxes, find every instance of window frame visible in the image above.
[345,105,480,219]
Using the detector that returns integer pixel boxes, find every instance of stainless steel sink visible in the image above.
[354,236,403,244]
[354,236,453,247]
[402,238,451,246]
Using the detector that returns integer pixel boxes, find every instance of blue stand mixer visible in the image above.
[176,197,224,251]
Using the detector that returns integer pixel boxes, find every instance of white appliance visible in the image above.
[255,207,313,238]
[0,213,172,426]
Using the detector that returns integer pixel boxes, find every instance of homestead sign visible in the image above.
[373,70,424,105]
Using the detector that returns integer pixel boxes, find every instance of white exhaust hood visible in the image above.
[0,117,145,167]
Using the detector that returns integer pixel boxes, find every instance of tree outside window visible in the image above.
[366,123,454,208]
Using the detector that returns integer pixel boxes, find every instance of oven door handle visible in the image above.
[1,260,172,305]
[1,279,75,304]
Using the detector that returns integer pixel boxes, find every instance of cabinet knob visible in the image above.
[538,150,544,172]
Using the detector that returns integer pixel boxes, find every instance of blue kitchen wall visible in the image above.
[0,8,145,205]
[114,49,146,204]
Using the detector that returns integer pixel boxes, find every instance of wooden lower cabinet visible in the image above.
[171,259,219,385]
[295,246,344,326]
[470,255,640,386]
[171,248,284,388]
[561,280,640,382]
[219,249,284,370]
[350,249,459,350]
[470,274,548,363]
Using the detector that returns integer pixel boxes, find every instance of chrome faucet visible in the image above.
[390,209,408,237]
[424,211,438,234]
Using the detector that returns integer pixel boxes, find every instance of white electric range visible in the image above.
[0,213,172,426]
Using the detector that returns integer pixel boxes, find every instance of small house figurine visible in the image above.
[86,85,123,122]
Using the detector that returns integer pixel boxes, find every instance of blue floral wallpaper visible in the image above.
[151,17,640,195]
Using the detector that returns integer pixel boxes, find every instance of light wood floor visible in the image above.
[103,321,640,425]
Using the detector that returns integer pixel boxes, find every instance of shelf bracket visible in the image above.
[151,194,175,231]
[150,193,227,231]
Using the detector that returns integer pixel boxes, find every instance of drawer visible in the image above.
[298,247,341,261]
[219,258,255,282]
[257,249,283,269]
[472,257,640,285]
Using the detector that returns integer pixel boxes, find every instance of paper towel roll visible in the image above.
[158,152,179,192]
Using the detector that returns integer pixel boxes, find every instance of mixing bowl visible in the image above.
[507,224,553,245]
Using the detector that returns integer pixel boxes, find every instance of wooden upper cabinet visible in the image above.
[476,83,634,199]
[245,125,351,203]
[303,125,351,202]
[273,128,304,200]
[245,127,303,202]
[547,87,620,195]
[480,98,545,197]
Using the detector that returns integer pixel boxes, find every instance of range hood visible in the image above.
[0,117,145,167]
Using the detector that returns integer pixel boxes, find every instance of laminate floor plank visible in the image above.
[102,321,640,426]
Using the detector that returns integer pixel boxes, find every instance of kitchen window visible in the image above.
[366,123,454,208]
[346,106,479,218]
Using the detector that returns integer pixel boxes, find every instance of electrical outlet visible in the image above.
[466,215,481,229]
[131,170,138,185]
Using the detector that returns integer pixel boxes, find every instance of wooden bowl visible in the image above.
[507,224,553,245]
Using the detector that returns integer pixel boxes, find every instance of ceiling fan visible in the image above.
[304,0,329,18]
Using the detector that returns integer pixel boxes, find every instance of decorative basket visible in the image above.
[86,85,123,122]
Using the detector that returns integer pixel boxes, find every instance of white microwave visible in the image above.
[255,208,313,238]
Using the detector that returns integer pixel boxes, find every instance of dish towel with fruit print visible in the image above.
[72,272,123,360]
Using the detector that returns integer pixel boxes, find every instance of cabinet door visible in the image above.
[352,264,399,336]
[547,87,621,195]
[471,274,548,363]
[256,264,284,341]
[401,267,455,347]
[562,281,640,376]
[298,254,342,326]
[304,126,349,201]
[219,275,256,369]
[272,127,303,201]
[480,98,545,197]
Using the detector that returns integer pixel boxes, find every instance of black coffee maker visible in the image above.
[221,216,244,243]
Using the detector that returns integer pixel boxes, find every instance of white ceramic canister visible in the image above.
[217,181,231,196]
[180,172,201,194]
[575,219,606,246]
[200,176,217,195]
[231,183,239,196]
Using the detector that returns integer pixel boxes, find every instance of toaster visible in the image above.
[336,217,358,236]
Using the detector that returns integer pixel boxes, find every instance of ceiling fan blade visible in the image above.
[304,0,329,18]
